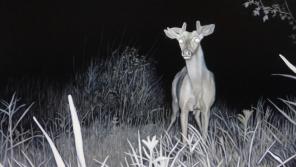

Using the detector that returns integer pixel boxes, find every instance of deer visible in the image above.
[164,21,216,142]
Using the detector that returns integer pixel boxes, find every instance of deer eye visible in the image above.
[178,39,184,44]
[193,37,200,43]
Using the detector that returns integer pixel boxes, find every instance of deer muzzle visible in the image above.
[182,49,192,60]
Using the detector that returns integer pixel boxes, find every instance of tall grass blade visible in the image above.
[22,151,35,167]
[68,95,86,167]
[268,100,296,126]
[276,153,296,167]
[272,74,296,80]
[33,116,66,167]
[12,103,34,132]
[279,54,296,74]
[94,156,109,167]
[248,122,259,167]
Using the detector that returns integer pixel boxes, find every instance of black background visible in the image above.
[0,0,295,108]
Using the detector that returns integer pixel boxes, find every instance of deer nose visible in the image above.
[182,49,192,57]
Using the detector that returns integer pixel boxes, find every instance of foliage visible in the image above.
[1,93,296,166]
[243,0,296,43]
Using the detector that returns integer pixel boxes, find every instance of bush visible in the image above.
[71,47,167,126]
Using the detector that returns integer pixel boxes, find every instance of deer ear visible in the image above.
[201,24,215,36]
[164,28,177,39]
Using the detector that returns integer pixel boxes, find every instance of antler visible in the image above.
[196,20,202,33]
[181,22,186,32]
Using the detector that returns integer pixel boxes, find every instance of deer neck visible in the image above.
[184,45,208,86]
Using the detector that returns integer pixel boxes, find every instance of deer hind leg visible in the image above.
[167,101,179,131]
[194,109,201,131]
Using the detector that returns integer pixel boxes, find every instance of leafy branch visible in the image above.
[243,0,296,43]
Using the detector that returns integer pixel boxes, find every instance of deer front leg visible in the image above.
[180,110,189,143]
[201,108,210,139]
[167,101,179,131]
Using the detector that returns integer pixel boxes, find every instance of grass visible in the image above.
[0,50,296,166]
[1,94,296,166]
[0,93,164,166]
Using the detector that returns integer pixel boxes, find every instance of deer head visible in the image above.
[164,21,215,60]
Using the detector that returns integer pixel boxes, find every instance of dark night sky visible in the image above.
[0,0,295,108]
